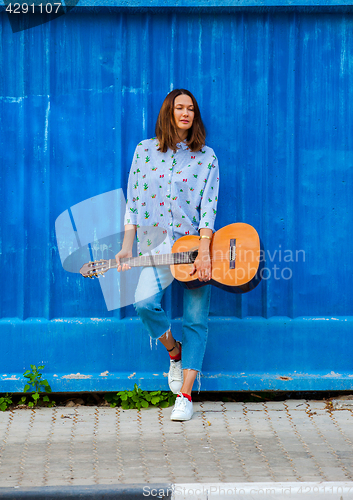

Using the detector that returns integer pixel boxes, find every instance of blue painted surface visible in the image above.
[1,317,352,392]
[2,1,353,8]
[1,6,353,392]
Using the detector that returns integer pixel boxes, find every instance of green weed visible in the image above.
[0,394,12,411]
[23,364,55,408]
[104,384,176,410]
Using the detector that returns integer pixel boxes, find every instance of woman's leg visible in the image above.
[170,285,211,421]
[158,329,180,354]
[181,285,211,395]
[134,265,183,393]
[180,369,198,395]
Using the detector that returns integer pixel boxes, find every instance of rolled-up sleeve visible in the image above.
[198,155,219,232]
[124,146,140,226]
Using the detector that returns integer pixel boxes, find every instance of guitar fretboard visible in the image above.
[109,250,197,269]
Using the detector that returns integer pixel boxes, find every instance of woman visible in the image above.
[116,89,219,421]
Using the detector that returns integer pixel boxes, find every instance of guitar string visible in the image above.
[87,258,249,273]
[86,250,256,272]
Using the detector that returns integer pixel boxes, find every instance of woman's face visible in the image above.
[173,94,195,139]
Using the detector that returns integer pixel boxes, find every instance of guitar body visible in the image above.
[170,223,262,294]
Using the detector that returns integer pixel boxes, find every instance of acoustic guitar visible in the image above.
[80,223,262,294]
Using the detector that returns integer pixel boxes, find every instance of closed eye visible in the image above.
[175,106,194,111]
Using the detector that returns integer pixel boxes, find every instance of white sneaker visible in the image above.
[168,342,183,394]
[170,393,193,421]
[168,359,183,394]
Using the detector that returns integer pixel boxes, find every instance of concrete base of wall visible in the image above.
[1,317,352,393]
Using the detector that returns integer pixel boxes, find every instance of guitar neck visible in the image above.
[108,251,196,269]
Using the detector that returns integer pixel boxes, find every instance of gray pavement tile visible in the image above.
[170,465,198,474]
[283,400,307,410]
[195,477,226,483]
[143,477,171,483]
[308,408,331,417]
[262,401,286,410]
[221,403,245,412]
[306,401,329,410]
[245,474,276,482]
[320,469,351,481]
[123,476,149,484]
[173,475,200,483]
[192,403,205,411]
[44,478,73,486]
[0,480,19,488]
[222,475,250,483]
[242,403,265,412]
[69,479,97,486]
[332,400,353,409]
[199,402,223,411]
[1,404,353,487]
[196,468,224,478]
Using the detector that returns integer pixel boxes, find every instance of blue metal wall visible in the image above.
[1,4,353,392]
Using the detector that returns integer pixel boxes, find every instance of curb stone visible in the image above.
[0,484,172,499]
[1,482,353,499]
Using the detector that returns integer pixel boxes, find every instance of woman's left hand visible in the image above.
[190,247,212,281]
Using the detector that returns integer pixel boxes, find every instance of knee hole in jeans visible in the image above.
[134,300,162,314]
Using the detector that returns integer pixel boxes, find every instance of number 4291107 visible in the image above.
[6,3,62,13]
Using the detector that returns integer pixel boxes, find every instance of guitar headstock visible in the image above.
[80,260,110,279]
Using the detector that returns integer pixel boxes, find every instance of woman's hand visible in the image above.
[190,233,212,281]
[189,228,213,281]
[190,229,213,281]
[115,248,132,272]
[190,247,212,281]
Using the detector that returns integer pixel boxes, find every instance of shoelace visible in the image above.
[170,360,182,380]
[175,393,187,410]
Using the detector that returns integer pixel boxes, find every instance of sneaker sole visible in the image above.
[170,412,193,421]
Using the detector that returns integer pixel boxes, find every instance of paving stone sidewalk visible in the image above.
[0,399,353,488]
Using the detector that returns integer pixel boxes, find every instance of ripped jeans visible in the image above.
[134,266,211,372]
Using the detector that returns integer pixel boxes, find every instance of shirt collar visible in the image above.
[176,140,189,151]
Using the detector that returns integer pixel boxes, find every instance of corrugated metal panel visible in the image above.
[1,7,353,391]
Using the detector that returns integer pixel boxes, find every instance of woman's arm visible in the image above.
[198,155,219,234]
[115,224,137,271]
[191,152,219,281]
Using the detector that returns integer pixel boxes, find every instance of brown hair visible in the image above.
[155,89,206,153]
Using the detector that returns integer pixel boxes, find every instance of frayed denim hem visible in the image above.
[154,325,172,341]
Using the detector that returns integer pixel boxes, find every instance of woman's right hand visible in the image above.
[115,248,132,272]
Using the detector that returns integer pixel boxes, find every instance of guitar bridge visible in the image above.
[229,238,236,269]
